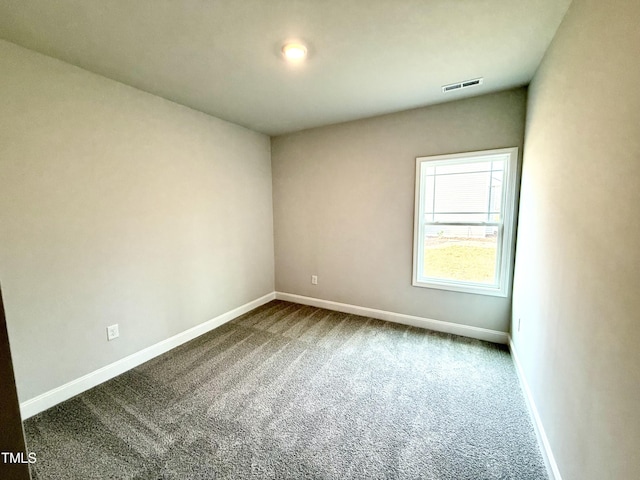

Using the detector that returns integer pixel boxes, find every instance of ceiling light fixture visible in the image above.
[282,43,307,61]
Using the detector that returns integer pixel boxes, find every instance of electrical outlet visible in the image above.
[311,275,318,285]
[107,324,119,341]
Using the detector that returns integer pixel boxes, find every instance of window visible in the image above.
[412,148,518,297]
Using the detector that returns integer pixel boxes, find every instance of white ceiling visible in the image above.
[0,0,571,135]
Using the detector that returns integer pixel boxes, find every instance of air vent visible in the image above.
[442,77,483,93]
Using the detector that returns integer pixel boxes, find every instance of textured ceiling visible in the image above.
[0,0,572,135]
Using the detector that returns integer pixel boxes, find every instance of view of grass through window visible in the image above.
[423,236,497,284]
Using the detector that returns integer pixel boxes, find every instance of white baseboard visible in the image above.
[20,292,276,419]
[509,337,562,480]
[275,292,509,344]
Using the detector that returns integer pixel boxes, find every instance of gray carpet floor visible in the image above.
[24,300,547,479]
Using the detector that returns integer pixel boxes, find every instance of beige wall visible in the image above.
[272,89,526,332]
[512,0,640,479]
[0,40,274,402]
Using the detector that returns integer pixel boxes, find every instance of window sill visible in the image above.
[412,278,508,297]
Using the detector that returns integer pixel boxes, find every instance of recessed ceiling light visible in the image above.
[282,43,307,61]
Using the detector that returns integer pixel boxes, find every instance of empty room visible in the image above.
[1,0,638,479]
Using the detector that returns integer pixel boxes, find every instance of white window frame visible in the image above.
[412,147,519,297]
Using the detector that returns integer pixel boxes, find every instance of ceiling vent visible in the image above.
[442,78,483,93]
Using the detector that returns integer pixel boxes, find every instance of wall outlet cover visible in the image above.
[107,324,119,341]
